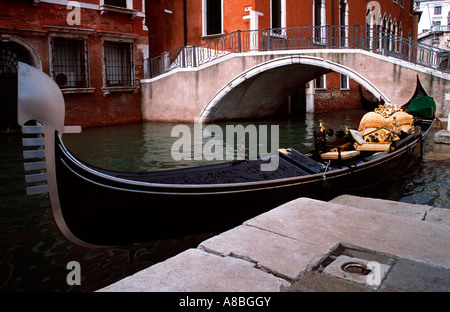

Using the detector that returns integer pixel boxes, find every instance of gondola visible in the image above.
[17,63,435,248]
[360,85,384,112]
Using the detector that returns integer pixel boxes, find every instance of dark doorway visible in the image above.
[273,85,307,119]
[0,42,32,133]
[206,0,222,35]
[272,0,282,29]
[104,0,127,8]
[290,85,307,117]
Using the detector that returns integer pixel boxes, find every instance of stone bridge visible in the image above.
[140,27,450,122]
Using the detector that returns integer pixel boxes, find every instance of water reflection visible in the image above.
[1,109,448,292]
[64,110,366,172]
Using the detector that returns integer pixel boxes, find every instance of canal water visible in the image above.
[0,109,448,291]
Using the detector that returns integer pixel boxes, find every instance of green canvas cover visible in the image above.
[407,96,436,119]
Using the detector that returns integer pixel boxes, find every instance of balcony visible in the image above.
[99,4,137,20]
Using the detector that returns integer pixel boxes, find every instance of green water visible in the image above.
[1,109,448,291]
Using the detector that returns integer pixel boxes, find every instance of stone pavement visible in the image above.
[98,195,449,292]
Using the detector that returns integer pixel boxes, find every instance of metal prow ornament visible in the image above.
[16,62,97,247]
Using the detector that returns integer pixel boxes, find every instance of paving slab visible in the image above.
[199,225,330,280]
[330,195,431,221]
[98,248,289,292]
[245,198,450,269]
[434,129,450,144]
[331,195,450,226]
[379,258,450,292]
[426,208,450,226]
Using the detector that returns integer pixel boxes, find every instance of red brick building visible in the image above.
[0,0,148,131]
[147,0,418,113]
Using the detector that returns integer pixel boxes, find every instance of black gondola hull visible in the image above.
[54,121,430,246]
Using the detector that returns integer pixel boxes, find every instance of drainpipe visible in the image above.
[183,0,187,46]
[332,0,335,26]
[331,0,335,43]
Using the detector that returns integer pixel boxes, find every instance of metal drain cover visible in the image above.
[322,255,391,289]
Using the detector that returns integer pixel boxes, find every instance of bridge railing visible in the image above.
[146,25,450,78]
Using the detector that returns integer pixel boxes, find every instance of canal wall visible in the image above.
[98,195,450,292]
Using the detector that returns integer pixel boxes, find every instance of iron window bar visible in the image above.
[51,37,88,88]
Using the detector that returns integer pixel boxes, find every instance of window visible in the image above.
[314,0,325,42]
[339,0,348,46]
[100,0,136,18]
[51,37,88,88]
[432,20,441,32]
[314,0,322,37]
[400,0,404,8]
[104,0,127,8]
[271,0,286,35]
[272,0,282,29]
[340,74,349,90]
[315,75,326,89]
[434,6,442,15]
[204,0,222,35]
[104,41,133,87]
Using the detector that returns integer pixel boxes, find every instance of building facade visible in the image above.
[0,0,148,131]
[147,0,418,114]
[416,0,450,49]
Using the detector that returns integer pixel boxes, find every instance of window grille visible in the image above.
[435,6,442,16]
[51,38,88,88]
[104,0,127,8]
[340,74,349,89]
[0,42,31,74]
[315,75,326,89]
[104,41,133,87]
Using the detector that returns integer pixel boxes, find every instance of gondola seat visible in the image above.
[320,150,360,160]
[354,142,391,152]
[349,129,392,152]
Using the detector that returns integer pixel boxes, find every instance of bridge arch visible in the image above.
[198,55,391,122]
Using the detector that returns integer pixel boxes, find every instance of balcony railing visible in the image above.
[146,25,450,79]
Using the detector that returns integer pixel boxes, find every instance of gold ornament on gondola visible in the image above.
[374,104,403,118]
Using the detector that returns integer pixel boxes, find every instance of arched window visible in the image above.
[0,42,31,74]
[313,0,326,43]
[0,42,32,131]
[339,0,349,46]
[381,15,387,50]
[387,17,392,51]
[393,20,398,52]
